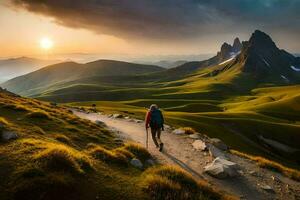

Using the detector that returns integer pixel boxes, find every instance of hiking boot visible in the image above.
[159,143,164,152]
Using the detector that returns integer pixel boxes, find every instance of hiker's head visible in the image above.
[150,104,158,111]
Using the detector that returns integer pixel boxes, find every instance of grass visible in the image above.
[181,127,197,135]
[69,94,300,169]
[26,111,51,119]
[230,150,300,181]
[1,91,236,199]
[143,166,237,200]
[33,143,93,175]
[123,142,152,162]
[88,145,128,165]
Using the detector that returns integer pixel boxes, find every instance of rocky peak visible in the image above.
[232,37,242,53]
[248,30,278,52]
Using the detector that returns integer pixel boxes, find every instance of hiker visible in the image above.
[145,104,164,151]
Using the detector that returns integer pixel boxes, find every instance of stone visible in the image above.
[113,114,123,119]
[210,138,228,151]
[130,158,143,169]
[135,120,142,123]
[124,116,130,119]
[164,125,171,130]
[189,133,201,139]
[249,170,257,176]
[1,131,18,141]
[260,184,274,193]
[192,140,207,151]
[172,129,185,135]
[145,159,155,167]
[95,120,106,126]
[204,157,239,179]
[208,144,227,159]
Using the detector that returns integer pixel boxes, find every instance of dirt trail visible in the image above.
[74,111,300,200]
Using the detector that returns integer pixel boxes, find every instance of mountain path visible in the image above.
[74,110,300,200]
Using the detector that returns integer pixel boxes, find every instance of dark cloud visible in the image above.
[9,0,300,43]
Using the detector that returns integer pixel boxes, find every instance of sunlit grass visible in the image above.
[230,150,300,181]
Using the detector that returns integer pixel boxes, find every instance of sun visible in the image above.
[40,37,53,50]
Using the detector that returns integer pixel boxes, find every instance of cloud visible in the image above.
[9,0,300,42]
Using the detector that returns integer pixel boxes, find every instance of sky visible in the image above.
[0,0,300,61]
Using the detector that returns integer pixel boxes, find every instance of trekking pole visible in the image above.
[146,128,149,149]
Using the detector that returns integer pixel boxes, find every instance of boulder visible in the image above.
[130,158,143,169]
[95,120,106,126]
[192,140,207,151]
[204,157,239,179]
[172,129,185,135]
[1,131,18,141]
[208,145,227,159]
[163,125,172,131]
[113,114,124,119]
[259,184,274,193]
[210,138,228,151]
[145,159,155,167]
[189,133,201,139]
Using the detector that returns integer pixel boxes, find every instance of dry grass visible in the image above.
[182,127,196,135]
[53,134,71,144]
[1,103,29,111]
[34,144,93,175]
[123,142,151,162]
[230,150,300,181]
[26,111,51,119]
[0,116,9,126]
[88,145,128,165]
[113,148,135,159]
[144,165,237,200]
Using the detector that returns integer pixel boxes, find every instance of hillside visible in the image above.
[0,88,236,200]
[0,57,59,83]
[1,30,300,168]
[1,60,164,96]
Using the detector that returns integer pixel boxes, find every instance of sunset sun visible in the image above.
[40,37,53,50]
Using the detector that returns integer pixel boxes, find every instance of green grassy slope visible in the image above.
[68,84,300,169]
[0,90,234,200]
[1,60,164,96]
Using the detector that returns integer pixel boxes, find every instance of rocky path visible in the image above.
[74,110,300,200]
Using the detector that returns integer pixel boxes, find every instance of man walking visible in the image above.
[145,104,164,151]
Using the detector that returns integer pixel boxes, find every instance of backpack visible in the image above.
[150,109,163,128]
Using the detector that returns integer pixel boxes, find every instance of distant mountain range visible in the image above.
[1,30,300,100]
[0,57,59,83]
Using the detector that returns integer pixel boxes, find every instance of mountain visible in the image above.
[1,60,163,96]
[213,30,300,86]
[0,57,59,83]
[161,37,243,78]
